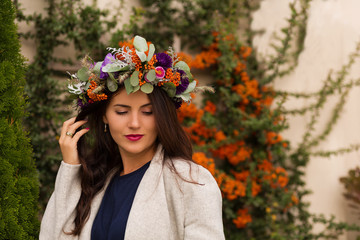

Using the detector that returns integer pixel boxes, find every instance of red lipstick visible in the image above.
[125,134,143,141]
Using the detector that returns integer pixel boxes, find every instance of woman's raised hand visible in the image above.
[59,117,89,165]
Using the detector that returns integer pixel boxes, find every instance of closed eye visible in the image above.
[142,111,153,115]
[116,111,127,115]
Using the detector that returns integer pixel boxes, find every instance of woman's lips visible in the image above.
[125,134,144,141]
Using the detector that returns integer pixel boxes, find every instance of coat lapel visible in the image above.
[124,145,172,240]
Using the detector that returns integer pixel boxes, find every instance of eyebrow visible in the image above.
[113,103,152,108]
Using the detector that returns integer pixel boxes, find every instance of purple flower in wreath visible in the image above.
[176,77,189,95]
[100,53,115,79]
[173,98,182,109]
[77,99,88,109]
[155,53,172,69]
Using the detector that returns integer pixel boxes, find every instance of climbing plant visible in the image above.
[15,0,120,211]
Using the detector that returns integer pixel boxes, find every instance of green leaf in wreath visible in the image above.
[136,50,147,62]
[93,62,102,74]
[133,85,140,92]
[133,35,148,52]
[130,71,140,87]
[102,63,123,73]
[107,77,118,92]
[163,82,176,97]
[179,93,191,102]
[124,78,134,94]
[146,43,155,62]
[146,69,156,82]
[175,61,192,78]
[77,67,90,82]
[183,80,196,94]
[140,83,154,94]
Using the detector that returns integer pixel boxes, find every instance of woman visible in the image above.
[39,36,225,239]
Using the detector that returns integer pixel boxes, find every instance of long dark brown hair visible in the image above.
[69,86,193,235]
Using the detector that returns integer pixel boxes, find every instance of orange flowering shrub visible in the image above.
[233,209,252,228]
[179,32,297,237]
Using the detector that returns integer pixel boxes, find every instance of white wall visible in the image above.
[252,1,360,239]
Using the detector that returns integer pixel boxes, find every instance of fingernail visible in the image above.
[85,127,90,130]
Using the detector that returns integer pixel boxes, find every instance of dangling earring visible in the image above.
[104,123,107,132]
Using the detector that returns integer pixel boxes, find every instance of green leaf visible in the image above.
[183,80,196,94]
[124,78,134,94]
[85,81,91,90]
[102,63,123,73]
[163,82,176,97]
[146,69,156,82]
[140,83,154,93]
[179,92,191,102]
[93,62,102,74]
[133,35,148,52]
[108,72,116,81]
[107,78,118,92]
[175,61,192,78]
[133,85,140,92]
[146,43,155,62]
[119,65,130,72]
[77,67,89,82]
[136,50,147,62]
[130,71,140,87]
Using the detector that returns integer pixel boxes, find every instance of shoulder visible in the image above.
[162,157,220,195]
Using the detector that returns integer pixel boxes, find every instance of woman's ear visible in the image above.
[103,116,108,124]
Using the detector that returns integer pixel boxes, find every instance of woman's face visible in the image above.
[103,89,158,159]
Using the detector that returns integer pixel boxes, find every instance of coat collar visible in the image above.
[124,143,173,240]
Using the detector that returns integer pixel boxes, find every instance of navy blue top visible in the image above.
[91,161,151,240]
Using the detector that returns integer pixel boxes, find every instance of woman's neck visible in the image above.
[119,145,156,176]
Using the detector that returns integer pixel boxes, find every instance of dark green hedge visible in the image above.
[0,0,39,239]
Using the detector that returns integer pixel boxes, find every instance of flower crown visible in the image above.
[67,35,212,109]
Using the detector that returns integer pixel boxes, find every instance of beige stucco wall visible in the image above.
[18,0,360,239]
[253,1,360,239]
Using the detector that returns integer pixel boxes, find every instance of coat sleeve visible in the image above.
[39,161,82,240]
[183,166,225,240]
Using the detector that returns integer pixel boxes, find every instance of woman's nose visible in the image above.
[128,112,140,129]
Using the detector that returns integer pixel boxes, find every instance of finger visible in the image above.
[71,128,90,143]
[60,117,77,140]
[66,120,88,136]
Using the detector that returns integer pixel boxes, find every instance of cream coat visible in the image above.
[39,145,225,240]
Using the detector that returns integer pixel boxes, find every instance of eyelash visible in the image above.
[115,111,153,115]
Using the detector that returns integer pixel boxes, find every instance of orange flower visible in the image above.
[215,172,227,186]
[262,95,274,106]
[177,102,198,123]
[87,80,107,102]
[258,159,272,172]
[277,175,289,188]
[233,208,252,228]
[215,131,226,142]
[204,100,216,115]
[231,170,250,181]
[266,131,282,145]
[190,42,221,69]
[233,130,239,136]
[234,61,245,74]
[291,194,299,205]
[192,152,216,176]
[240,46,252,59]
[176,52,193,65]
[228,146,252,165]
[251,180,261,197]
